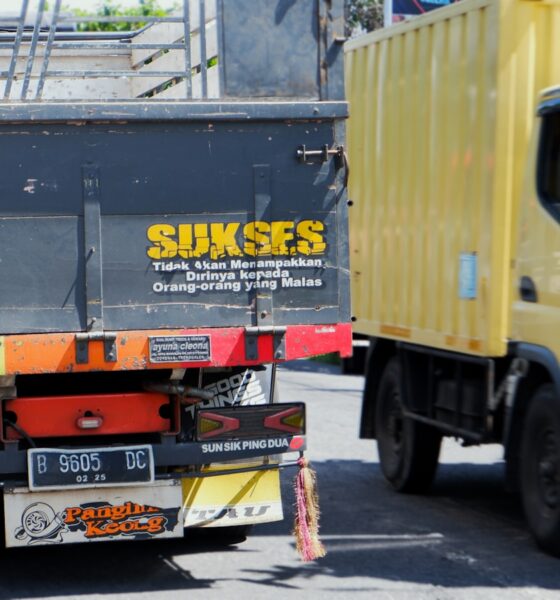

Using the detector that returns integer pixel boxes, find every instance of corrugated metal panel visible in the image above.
[345,0,560,357]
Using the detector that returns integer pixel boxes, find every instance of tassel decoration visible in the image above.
[293,456,326,562]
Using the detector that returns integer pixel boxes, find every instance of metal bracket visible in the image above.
[82,165,104,333]
[489,357,529,412]
[244,326,287,362]
[75,332,117,364]
[296,144,344,168]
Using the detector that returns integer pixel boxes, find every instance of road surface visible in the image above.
[0,361,559,599]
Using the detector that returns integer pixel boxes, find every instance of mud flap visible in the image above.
[182,464,283,528]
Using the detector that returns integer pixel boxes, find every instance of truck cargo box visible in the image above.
[345,0,560,357]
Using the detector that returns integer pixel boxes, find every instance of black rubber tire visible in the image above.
[375,357,441,493]
[520,384,560,555]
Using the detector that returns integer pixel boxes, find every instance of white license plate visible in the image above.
[4,480,183,547]
[28,445,154,491]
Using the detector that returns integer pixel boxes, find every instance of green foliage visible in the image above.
[66,0,177,32]
[347,0,384,33]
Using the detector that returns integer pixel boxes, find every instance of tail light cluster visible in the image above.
[196,403,305,441]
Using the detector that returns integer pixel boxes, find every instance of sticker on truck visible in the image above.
[149,335,211,363]
[459,252,478,300]
[146,218,329,297]
[4,480,183,547]
[182,366,272,424]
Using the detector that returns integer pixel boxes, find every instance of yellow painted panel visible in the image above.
[182,465,283,528]
[345,0,560,357]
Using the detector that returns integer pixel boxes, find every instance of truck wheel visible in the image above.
[375,357,441,493]
[521,384,560,555]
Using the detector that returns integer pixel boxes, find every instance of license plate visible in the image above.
[28,445,154,491]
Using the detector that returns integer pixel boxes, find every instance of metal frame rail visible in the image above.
[0,0,215,101]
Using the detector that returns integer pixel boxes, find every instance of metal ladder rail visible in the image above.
[0,0,215,101]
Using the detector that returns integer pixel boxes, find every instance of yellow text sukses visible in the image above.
[146,220,327,260]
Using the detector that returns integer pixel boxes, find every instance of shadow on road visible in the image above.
[0,458,559,596]
[0,530,243,597]
[245,457,560,593]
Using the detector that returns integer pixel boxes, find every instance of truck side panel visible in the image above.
[345,0,560,357]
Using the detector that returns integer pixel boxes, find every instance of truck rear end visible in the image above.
[0,0,350,548]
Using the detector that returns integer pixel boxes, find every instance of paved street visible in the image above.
[1,361,560,599]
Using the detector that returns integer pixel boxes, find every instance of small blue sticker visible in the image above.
[459,253,477,300]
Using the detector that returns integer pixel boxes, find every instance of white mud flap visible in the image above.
[182,465,283,528]
[4,480,183,547]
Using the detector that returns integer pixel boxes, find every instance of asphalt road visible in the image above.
[1,361,560,599]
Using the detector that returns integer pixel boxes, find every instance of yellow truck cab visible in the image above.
[345,0,560,555]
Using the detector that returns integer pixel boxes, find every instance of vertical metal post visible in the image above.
[182,0,192,99]
[22,0,48,100]
[36,0,62,100]
[216,0,225,98]
[384,0,394,28]
[199,0,208,98]
[253,165,273,327]
[82,165,104,333]
[4,0,30,100]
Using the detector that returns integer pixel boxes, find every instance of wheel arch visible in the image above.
[360,337,397,439]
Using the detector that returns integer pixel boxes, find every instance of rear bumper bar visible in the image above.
[0,323,352,376]
[0,434,306,477]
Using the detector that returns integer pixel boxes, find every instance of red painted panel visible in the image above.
[3,392,171,439]
[2,322,352,375]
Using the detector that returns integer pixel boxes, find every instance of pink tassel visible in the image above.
[293,456,326,562]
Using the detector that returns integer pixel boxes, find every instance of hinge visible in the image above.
[245,326,287,362]
[75,332,117,364]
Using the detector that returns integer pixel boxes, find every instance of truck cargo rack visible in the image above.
[0,0,218,101]
[0,0,346,102]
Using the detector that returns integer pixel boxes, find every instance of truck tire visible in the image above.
[375,357,441,493]
[520,384,560,555]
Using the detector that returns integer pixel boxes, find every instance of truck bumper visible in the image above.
[3,462,285,547]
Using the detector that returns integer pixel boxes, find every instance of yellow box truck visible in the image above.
[345,0,560,554]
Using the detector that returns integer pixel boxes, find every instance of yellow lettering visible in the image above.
[243,221,271,256]
[271,221,295,256]
[296,220,326,255]
[178,223,210,258]
[147,224,178,259]
[146,219,327,260]
[209,223,243,259]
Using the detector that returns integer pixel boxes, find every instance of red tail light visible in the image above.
[195,403,305,441]
[197,412,240,440]
[264,406,305,434]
